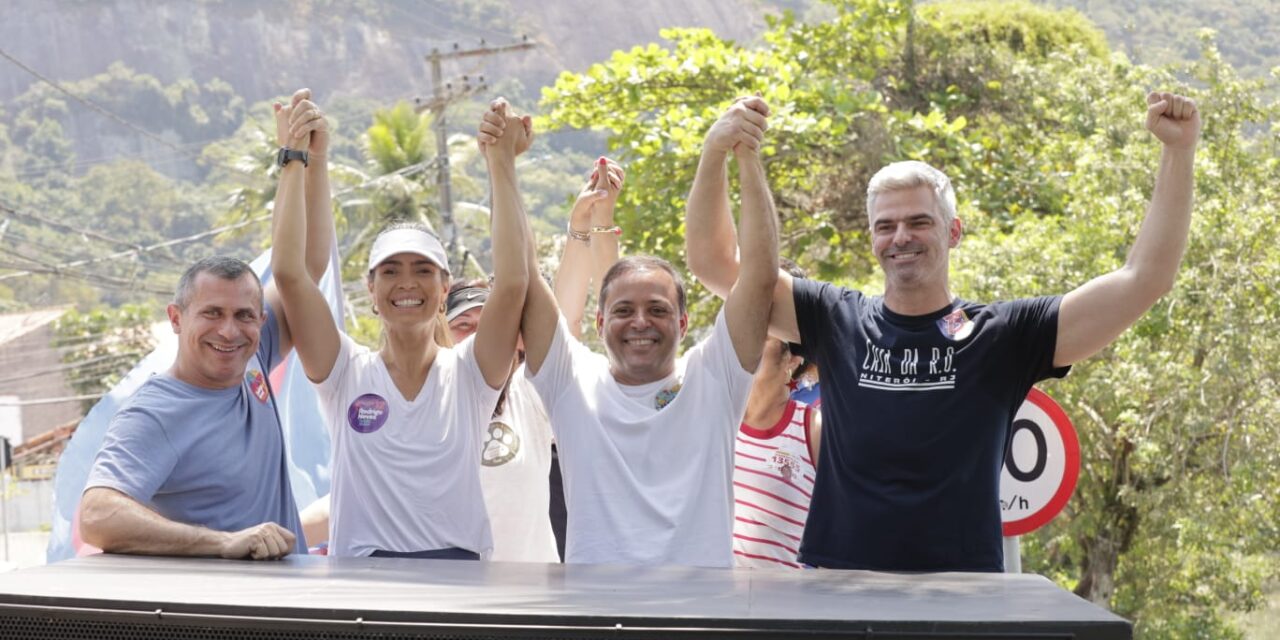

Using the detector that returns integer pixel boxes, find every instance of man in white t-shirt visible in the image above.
[510,97,780,567]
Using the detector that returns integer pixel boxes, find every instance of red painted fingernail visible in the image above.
[598,157,607,166]
[591,170,598,179]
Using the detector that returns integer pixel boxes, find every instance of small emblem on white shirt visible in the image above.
[654,383,682,410]
[482,420,520,466]
[769,448,801,481]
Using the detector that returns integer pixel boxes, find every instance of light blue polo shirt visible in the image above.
[85,303,306,553]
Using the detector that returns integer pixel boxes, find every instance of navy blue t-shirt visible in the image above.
[792,279,1068,572]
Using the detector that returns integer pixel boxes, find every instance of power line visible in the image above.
[0,228,90,264]
[0,46,270,186]
[0,335,155,361]
[0,158,439,287]
[0,46,190,153]
[0,201,153,255]
[0,351,144,386]
[0,212,275,284]
[6,137,226,180]
[419,36,536,267]
[0,225,184,276]
[0,393,102,407]
[0,256,171,295]
[0,262,171,295]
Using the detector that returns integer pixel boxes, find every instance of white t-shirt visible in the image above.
[479,367,559,562]
[527,310,754,567]
[316,333,501,558]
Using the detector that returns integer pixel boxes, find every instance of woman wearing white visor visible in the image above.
[271,98,533,559]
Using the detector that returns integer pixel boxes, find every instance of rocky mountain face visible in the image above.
[0,0,776,182]
[0,0,770,105]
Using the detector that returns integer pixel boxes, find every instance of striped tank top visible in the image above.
[732,400,816,569]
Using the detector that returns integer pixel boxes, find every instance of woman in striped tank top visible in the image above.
[732,335,823,569]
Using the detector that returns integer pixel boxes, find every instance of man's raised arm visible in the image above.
[265,88,334,359]
[686,97,799,343]
[269,93,341,383]
[716,98,780,372]
[1054,92,1200,367]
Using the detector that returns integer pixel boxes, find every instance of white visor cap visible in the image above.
[366,228,450,275]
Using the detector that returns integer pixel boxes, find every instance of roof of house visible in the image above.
[0,308,70,346]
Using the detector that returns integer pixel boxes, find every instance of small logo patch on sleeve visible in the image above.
[245,369,269,403]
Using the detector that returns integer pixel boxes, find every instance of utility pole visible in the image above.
[417,36,536,273]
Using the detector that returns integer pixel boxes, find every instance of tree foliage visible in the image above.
[52,304,158,412]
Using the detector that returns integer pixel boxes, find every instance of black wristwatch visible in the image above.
[276,147,309,168]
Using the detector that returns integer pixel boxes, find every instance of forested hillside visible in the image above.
[1049,0,1280,78]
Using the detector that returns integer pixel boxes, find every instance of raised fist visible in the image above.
[1145,91,1200,150]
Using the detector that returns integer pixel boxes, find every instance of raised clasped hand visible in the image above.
[705,95,770,158]
[570,157,625,223]
[274,88,329,157]
[477,97,533,161]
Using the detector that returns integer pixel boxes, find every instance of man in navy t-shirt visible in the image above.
[686,92,1201,571]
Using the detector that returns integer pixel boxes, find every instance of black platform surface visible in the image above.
[0,554,1131,639]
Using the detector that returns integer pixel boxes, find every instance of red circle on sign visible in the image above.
[1002,388,1079,537]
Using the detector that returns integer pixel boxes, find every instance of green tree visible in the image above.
[338,101,441,286]
[52,304,158,411]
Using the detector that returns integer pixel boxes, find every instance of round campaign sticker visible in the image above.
[347,394,390,433]
[482,420,520,467]
[1000,388,1079,536]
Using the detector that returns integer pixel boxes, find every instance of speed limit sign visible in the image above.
[1000,388,1079,536]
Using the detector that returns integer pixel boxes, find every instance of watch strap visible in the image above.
[276,147,309,168]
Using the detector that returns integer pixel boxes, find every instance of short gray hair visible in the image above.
[866,161,957,226]
[174,256,262,311]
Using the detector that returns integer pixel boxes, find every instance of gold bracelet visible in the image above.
[567,225,591,243]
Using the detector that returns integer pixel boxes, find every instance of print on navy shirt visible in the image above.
[859,337,957,392]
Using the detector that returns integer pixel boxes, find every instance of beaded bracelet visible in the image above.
[590,225,622,237]
[567,225,591,243]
